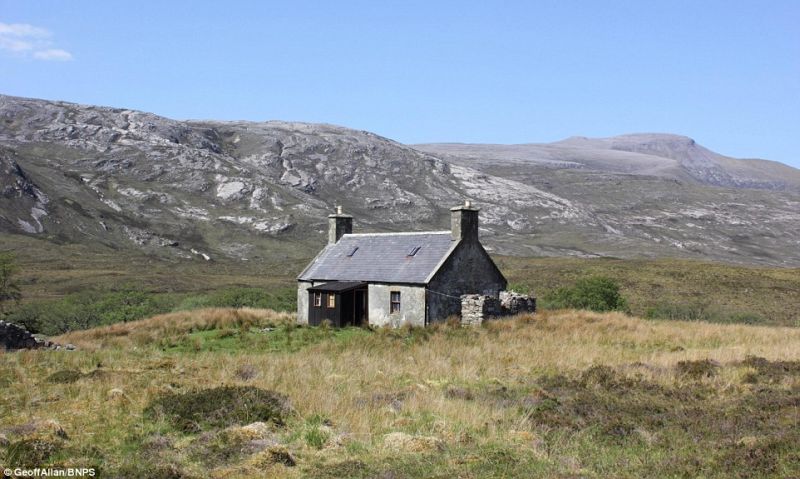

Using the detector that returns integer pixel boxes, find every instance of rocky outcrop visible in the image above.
[0,320,74,351]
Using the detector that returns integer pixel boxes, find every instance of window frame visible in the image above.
[390,291,401,313]
[313,292,322,308]
[327,293,336,309]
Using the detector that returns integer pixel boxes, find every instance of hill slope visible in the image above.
[2,94,800,266]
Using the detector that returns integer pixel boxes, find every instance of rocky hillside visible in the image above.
[417,134,800,191]
[1,94,799,267]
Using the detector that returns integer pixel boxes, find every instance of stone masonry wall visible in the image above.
[460,295,502,326]
[461,291,536,326]
[0,320,73,351]
[499,291,537,315]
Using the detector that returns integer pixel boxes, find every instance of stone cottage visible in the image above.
[296,201,508,327]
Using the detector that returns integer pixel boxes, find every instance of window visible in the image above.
[390,291,401,313]
[327,294,336,308]
[407,246,421,257]
[313,292,322,307]
[347,246,359,257]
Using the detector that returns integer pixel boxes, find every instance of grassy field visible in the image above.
[498,256,800,326]
[1,308,799,478]
[6,242,800,333]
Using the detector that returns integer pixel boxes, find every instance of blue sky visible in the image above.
[1,1,798,167]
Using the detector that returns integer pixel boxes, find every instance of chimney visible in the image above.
[450,200,479,242]
[328,205,352,244]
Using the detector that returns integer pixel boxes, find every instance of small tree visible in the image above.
[0,252,22,315]
[544,276,628,313]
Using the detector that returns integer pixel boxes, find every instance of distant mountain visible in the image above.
[416,133,800,191]
[2,94,800,266]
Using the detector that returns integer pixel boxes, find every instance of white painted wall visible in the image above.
[367,284,426,327]
[296,281,313,324]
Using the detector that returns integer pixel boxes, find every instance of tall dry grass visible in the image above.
[54,307,294,349]
[42,308,800,437]
[4,308,799,477]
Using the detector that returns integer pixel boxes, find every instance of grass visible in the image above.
[499,256,800,326]
[6,286,297,336]
[1,307,799,477]
[5,244,799,333]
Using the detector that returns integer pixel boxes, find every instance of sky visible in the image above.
[1,1,799,167]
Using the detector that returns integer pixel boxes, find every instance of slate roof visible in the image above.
[298,232,456,284]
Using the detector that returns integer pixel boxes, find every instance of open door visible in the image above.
[354,289,367,326]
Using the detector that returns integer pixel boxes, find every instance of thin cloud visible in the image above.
[0,23,50,38]
[0,21,73,61]
[33,49,72,61]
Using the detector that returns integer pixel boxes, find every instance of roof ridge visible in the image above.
[343,231,450,237]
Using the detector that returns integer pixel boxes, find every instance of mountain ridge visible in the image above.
[2,94,799,267]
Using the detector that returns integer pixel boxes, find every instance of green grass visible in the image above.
[500,256,800,326]
[163,324,371,354]
[6,286,297,336]
[2,235,799,339]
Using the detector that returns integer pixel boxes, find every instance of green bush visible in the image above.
[7,289,180,335]
[541,276,628,312]
[7,286,296,336]
[644,302,766,325]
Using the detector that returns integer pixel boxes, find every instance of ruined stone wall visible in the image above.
[460,295,502,326]
[460,291,536,326]
[0,320,73,351]
[499,291,537,315]
[1,320,40,350]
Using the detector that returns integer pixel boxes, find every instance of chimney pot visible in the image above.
[450,201,479,242]
[328,207,352,244]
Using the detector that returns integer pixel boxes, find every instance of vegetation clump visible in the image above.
[3,438,63,468]
[45,369,84,384]
[739,355,800,384]
[675,359,720,380]
[144,386,293,433]
[8,286,296,336]
[0,252,21,315]
[541,276,628,312]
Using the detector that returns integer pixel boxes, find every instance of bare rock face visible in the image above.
[1,94,800,266]
[0,148,49,234]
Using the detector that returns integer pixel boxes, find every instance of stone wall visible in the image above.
[460,291,536,326]
[500,291,537,315]
[0,320,73,351]
[460,294,502,326]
